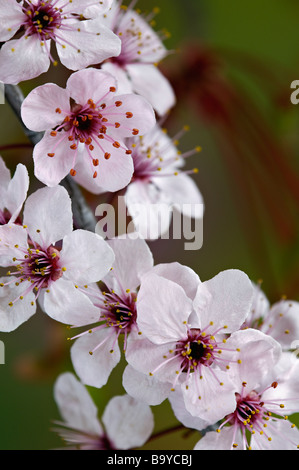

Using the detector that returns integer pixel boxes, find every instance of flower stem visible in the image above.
[4,84,97,232]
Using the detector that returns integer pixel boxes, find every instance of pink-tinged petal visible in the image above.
[66,68,117,107]
[122,365,170,406]
[259,353,299,415]
[41,278,101,326]
[194,426,242,450]
[137,273,192,344]
[103,395,154,450]
[182,367,237,424]
[70,328,121,388]
[4,164,29,223]
[0,224,28,266]
[227,329,282,392]
[101,62,133,94]
[149,262,201,301]
[126,331,180,383]
[0,0,25,41]
[125,180,172,239]
[102,236,154,293]
[153,173,204,219]
[0,36,50,85]
[21,83,70,132]
[74,137,134,193]
[263,300,299,349]
[251,418,299,450]
[60,230,114,285]
[23,186,73,247]
[32,131,75,187]
[58,0,113,15]
[54,372,103,436]
[56,19,121,71]
[194,269,254,333]
[84,0,115,18]
[117,9,168,63]
[106,93,156,138]
[169,389,210,431]
[126,63,176,116]
[0,277,36,332]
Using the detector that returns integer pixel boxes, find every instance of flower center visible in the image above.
[2,244,63,306]
[176,327,220,373]
[101,288,137,333]
[24,1,62,39]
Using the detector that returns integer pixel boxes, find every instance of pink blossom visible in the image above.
[124,266,254,424]
[0,156,29,225]
[94,0,176,115]
[0,0,121,84]
[244,282,299,350]
[53,372,154,450]
[69,236,154,388]
[0,185,115,331]
[21,68,156,191]
[194,330,299,450]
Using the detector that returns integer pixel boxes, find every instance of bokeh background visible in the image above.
[0,0,299,449]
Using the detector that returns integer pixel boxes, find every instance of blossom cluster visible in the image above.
[0,0,298,451]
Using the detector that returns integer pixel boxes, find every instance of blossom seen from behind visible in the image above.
[53,372,154,450]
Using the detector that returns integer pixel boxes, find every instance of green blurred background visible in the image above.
[0,0,299,449]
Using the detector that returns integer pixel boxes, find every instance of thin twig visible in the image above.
[4,84,97,232]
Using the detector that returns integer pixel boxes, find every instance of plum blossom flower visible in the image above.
[53,372,154,450]
[0,0,121,84]
[194,331,299,450]
[124,266,255,424]
[69,236,154,388]
[0,185,115,332]
[21,68,156,191]
[74,123,204,239]
[243,281,299,350]
[94,0,176,116]
[0,156,29,225]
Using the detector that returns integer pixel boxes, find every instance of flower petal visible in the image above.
[149,262,201,301]
[0,224,28,266]
[137,273,192,344]
[70,328,121,388]
[126,63,176,115]
[102,395,154,450]
[3,164,29,223]
[54,372,103,436]
[193,269,254,332]
[0,0,25,41]
[0,36,50,85]
[153,173,204,219]
[23,185,73,247]
[0,277,36,332]
[21,83,70,132]
[194,426,242,450]
[102,236,154,293]
[60,230,114,285]
[56,19,121,71]
[66,68,117,105]
[122,365,170,406]
[32,131,75,187]
[41,278,101,326]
